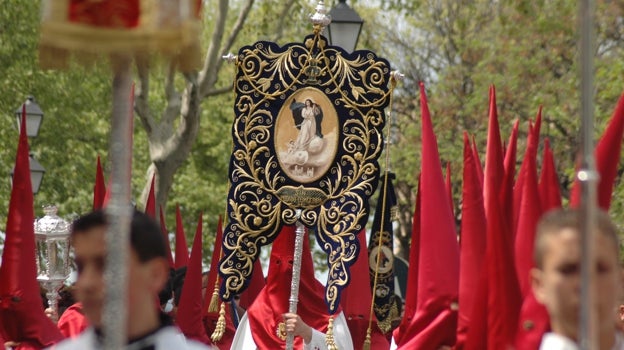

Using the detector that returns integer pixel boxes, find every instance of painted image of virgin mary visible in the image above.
[285,98,325,166]
[290,98,324,147]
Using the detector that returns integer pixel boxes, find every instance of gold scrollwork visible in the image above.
[220,30,395,312]
[276,186,328,209]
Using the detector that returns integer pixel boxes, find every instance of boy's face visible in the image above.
[532,228,622,339]
[72,226,165,328]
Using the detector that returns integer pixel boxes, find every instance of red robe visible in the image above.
[57,303,89,339]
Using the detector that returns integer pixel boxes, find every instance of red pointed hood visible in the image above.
[484,86,522,349]
[158,206,175,268]
[502,119,520,223]
[340,230,373,318]
[93,155,106,210]
[174,204,189,269]
[394,175,421,345]
[341,229,387,349]
[471,135,484,186]
[102,178,112,208]
[247,225,332,349]
[238,259,265,310]
[456,132,487,348]
[514,290,550,350]
[203,217,235,349]
[176,213,211,345]
[513,108,542,234]
[538,139,562,211]
[0,106,63,346]
[144,175,156,219]
[514,134,542,296]
[503,120,520,180]
[394,83,459,349]
[484,86,505,209]
[445,162,454,217]
[570,92,624,209]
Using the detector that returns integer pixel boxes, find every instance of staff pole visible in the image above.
[577,0,598,349]
[102,56,134,350]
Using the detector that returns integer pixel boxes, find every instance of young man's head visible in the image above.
[70,210,170,334]
[532,208,623,344]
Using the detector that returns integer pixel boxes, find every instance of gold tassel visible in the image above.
[207,282,220,313]
[325,316,338,350]
[210,302,226,342]
[362,327,372,350]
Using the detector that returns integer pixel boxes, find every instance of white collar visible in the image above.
[540,332,624,350]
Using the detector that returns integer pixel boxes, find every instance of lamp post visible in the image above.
[10,154,46,194]
[327,0,364,52]
[11,96,46,193]
[15,96,44,138]
[34,205,72,322]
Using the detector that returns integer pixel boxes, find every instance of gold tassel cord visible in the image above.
[210,302,226,342]
[362,327,372,350]
[366,72,401,338]
[325,316,338,350]
[209,206,228,314]
[208,280,220,313]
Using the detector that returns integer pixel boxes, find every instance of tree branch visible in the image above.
[204,84,234,97]
[169,76,200,166]
[135,59,155,134]
[271,0,297,42]
[221,0,255,55]
[200,0,255,99]
[199,0,229,97]
[161,62,181,127]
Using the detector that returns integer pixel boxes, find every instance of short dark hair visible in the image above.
[71,209,167,263]
[534,208,620,268]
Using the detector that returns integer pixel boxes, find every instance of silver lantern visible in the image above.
[34,205,71,322]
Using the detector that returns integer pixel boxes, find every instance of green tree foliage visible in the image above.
[363,0,624,257]
[3,0,623,268]
[0,0,111,223]
[139,0,314,248]
[0,0,314,260]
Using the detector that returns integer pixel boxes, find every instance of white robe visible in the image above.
[48,326,213,350]
[293,106,318,151]
[538,333,579,350]
[539,332,624,350]
[230,312,354,350]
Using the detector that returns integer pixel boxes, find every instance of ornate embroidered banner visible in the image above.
[368,172,400,333]
[219,29,396,313]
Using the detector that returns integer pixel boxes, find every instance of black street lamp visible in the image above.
[327,0,364,52]
[11,95,46,194]
[15,96,44,138]
[11,154,46,194]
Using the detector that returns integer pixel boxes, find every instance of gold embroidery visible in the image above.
[276,322,287,341]
[219,29,396,313]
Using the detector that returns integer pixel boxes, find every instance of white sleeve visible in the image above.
[304,328,329,350]
[230,313,255,350]
[390,336,398,350]
[303,312,354,350]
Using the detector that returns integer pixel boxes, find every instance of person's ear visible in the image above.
[146,258,170,293]
[531,268,546,303]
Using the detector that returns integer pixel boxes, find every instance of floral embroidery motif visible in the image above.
[276,322,287,341]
